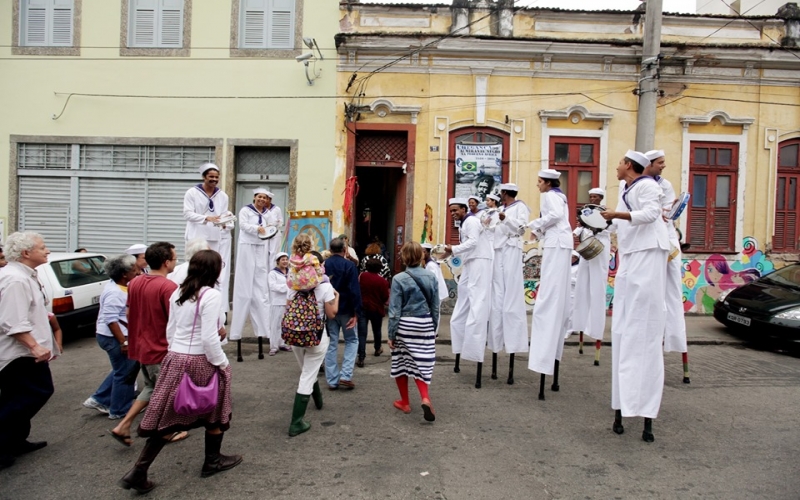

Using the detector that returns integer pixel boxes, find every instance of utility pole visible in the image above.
[635,0,663,152]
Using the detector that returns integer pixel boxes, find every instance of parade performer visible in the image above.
[443,198,493,388]
[644,149,690,383]
[261,190,284,272]
[229,188,272,362]
[488,183,530,385]
[601,150,670,443]
[421,243,450,334]
[268,252,291,356]
[572,187,611,365]
[527,169,573,400]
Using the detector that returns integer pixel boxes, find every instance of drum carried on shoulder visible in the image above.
[574,204,609,261]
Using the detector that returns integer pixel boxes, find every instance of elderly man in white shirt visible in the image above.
[0,231,59,470]
[444,197,494,388]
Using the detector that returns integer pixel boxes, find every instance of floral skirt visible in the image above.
[138,352,232,437]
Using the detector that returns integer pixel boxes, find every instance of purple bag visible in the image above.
[173,289,220,416]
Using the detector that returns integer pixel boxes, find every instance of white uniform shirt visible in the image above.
[528,190,573,249]
[615,177,671,253]
[451,214,493,262]
[268,268,289,306]
[657,176,681,247]
[183,185,230,242]
[425,260,450,302]
[238,204,270,246]
[494,200,531,250]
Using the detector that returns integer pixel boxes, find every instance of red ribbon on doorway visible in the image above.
[343,176,359,225]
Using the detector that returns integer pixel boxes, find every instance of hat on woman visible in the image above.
[538,169,560,180]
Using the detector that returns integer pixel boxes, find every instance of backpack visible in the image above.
[281,290,324,347]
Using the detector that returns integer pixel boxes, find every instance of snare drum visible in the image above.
[577,204,610,233]
[258,226,279,240]
[576,236,604,261]
[667,192,691,220]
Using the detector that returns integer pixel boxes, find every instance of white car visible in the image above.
[37,252,109,335]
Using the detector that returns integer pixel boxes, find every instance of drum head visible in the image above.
[578,206,609,232]
[259,226,279,240]
[667,192,691,220]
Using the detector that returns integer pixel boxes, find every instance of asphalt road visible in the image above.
[2,319,799,499]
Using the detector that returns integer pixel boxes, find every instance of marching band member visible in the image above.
[443,198,493,388]
[644,150,690,383]
[421,243,450,334]
[572,188,611,365]
[468,195,482,216]
[488,184,530,385]
[261,190,284,272]
[268,252,291,356]
[526,170,573,400]
[601,150,670,443]
[229,188,272,361]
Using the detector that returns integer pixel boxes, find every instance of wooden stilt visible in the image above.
[594,340,602,366]
[491,353,498,380]
[551,360,560,392]
[236,340,243,362]
[578,331,584,354]
[475,362,482,389]
[538,373,546,400]
[454,353,461,373]
[258,337,264,360]
[613,409,624,434]
[507,354,515,385]
[642,417,654,442]
[682,351,691,384]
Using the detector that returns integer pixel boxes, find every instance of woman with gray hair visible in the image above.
[82,254,140,423]
[167,238,210,286]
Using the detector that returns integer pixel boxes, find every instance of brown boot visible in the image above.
[119,436,168,493]
[201,432,242,478]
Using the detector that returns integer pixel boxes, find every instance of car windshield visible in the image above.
[50,256,107,288]
[761,265,800,289]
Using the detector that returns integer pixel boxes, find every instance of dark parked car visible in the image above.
[713,263,800,343]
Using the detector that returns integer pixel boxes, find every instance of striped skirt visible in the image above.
[138,352,233,437]
[390,315,436,384]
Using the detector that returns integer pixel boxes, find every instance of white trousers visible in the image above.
[528,247,572,375]
[450,258,492,363]
[218,236,232,314]
[229,243,271,340]
[663,252,688,352]
[293,333,330,395]
[611,249,667,419]
[488,245,529,354]
[269,304,287,351]
[572,251,610,341]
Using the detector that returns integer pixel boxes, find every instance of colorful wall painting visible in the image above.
[286,210,332,254]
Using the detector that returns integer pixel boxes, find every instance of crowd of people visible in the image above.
[0,151,688,490]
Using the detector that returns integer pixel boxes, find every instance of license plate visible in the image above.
[91,295,100,305]
[727,312,751,327]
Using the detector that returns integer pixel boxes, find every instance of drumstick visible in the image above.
[578,332,584,354]
[491,353,498,380]
[594,340,602,366]
[682,351,691,383]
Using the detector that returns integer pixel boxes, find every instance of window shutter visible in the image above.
[268,0,294,49]
[51,0,73,46]
[132,0,157,46]
[23,0,48,46]
[688,205,707,249]
[712,207,733,251]
[242,0,266,48]
[159,0,183,47]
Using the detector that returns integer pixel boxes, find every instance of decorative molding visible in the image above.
[539,105,613,128]
[680,110,755,130]
[363,98,421,124]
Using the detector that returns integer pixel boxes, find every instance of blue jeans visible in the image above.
[324,313,358,386]
[91,334,137,417]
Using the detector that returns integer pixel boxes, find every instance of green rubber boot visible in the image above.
[288,393,312,437]
[311,381,323,410]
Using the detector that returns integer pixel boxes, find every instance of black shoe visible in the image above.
[0,455,15,470]
[356,357,365,368]
[12,440,47,457]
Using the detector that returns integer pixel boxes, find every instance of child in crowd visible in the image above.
[287,234,326,291]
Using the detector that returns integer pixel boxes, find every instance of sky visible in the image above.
[360,0,698,14]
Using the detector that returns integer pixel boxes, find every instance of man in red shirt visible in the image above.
[110,242,180,446]
[357,258,390,367]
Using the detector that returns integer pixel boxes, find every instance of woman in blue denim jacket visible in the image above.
[388,242,440,422]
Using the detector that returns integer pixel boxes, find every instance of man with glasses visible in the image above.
[0,232,58,470]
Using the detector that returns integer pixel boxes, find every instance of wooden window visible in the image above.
[129,0,184,48]
[686,141,738,253]
[20,0,73,47]
[239,0,295,49]
[774,139,800,252]
[446,128,509,244]
[549,136,600,227]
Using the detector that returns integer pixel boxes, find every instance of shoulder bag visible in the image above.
[403,271,434,315]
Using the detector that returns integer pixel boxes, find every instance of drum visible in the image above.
[214,212,237,227]
[479,209,499,229]
[667,192,691,220]
[668,245,680,262]
[575,236,604,261]
[258,226,279,240]
[430,244,449,263]
[577,204,610,233]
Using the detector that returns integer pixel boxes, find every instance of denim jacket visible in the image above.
[387,266,440,340]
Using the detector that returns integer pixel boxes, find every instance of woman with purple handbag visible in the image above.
[119,250,240,493]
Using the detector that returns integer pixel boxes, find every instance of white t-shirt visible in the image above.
[287,282,335,320]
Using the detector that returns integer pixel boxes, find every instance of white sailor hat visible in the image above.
[588,187,606,196]
[625,150,651,168]
[274,252,289,262]
[468,195,481,203]
[254,187,269,196]
[448,197,468,206]
[199,163,220,175]
[421,243,433,250]
[125,243,147,255]
[644,149,665,161]
[538,169,561,180]
[498,183,519,192]
[486,193,501,202]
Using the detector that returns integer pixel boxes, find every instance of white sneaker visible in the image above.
[82,397,110,414]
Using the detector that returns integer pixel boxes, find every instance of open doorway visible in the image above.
[354,166,403,273]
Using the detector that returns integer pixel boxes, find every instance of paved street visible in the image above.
[2,316,799,499]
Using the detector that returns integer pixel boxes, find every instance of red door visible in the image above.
[549,136,600,227]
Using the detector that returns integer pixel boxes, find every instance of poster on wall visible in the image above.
[286,210,332,254]
[454,144,503,201]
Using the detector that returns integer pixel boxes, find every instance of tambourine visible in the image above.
[430,244,449,264]
[214,212,237,227]
[258,226,279,240]
[667,192,691,220]
[480,208,499,229]
[577,204,610,233]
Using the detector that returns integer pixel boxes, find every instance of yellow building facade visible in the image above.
[1,0,338,259]
[335,1,800,313]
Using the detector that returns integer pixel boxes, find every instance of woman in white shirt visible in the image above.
[288,250,339,437]
[120,250,240,494]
